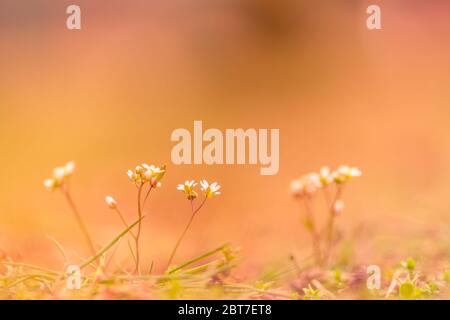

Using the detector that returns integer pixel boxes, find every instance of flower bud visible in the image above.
[105,196,117,209]
[332,199,345,215]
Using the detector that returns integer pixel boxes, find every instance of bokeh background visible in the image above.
[1,0,450,276]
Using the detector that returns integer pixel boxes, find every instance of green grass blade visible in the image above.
[80,216,144,270]
[168,242,229,274]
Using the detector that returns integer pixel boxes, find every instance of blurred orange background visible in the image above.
[1,0,450,275]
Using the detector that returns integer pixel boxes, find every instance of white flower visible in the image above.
[290,179,303,197]
[333,165,362,183]
[338,165,361,178]
[290,170,327,198]
[319,166,333,186]
[127,170,134,179]
[177,180,198,199]
[127,169,141,184]
[65,161,76,176]
[105,196,117,209]
[135,165,145,174]
[43,178,57,191]
[200,180,221,198]
[143,164,163,173]
[304,173,321,194]
[53,166,66,179]
[177,180,197,191]
[143,165,165,180]
[351,167,362,177]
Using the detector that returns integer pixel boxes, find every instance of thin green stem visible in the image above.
[323,184,344,266]
[61,187,96,256]
[166,197,207,270]
[134,183,144,274]
[166,211,195,269]
[114,207,136,239]
[323,187,332,209]
[302,197,322,266]
[80,216,144,270]
[168,243,229,274]
[142,184,153,208]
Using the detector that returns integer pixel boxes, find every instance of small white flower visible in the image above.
[350,167,362,177]
[177,180,197,191]
[127,170,133,179]
[290,179,303,196]
[127,170,138,183]
[338,165,362,177]
[43,178,56,191]
[143,165,165,180]
[200,180,221,198]
[53,166,66,179]
[135,165,145,174]
[305,173,321,194]
[290,173,322,197]
[105,196,117,209]
[319,166,333,186]
[150,165,165,174]
[177,180,198,199]
[65,161,76,176]
[333,165,362,183]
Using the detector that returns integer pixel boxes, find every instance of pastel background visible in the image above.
[1,1,449,275]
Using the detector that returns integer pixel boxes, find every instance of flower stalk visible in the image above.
[290,165,361,267]
[167,179,221,270]
[44,161,96,256]
[61,186,96,256]
[125,164,165,274]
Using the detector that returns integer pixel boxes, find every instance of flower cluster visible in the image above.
[127,163,165,188]
[290,165,362,266]
[290,165,361,197]
[177,179,221,200]
[43,161,76,191]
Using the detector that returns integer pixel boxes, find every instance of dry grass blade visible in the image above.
[0,262,59,276]
[47,236,69,264]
